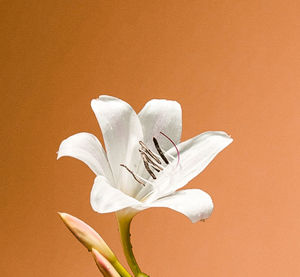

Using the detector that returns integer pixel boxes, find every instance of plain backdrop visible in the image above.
[1,1,299,276]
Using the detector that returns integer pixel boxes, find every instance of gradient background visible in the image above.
[1,1,299,276]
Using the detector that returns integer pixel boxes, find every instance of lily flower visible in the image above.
[58,95,232,222]
[57,95,233,276]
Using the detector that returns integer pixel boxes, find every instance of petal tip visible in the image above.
[57,211,66,217]
[58,212,71,224]
[56,151,62,160]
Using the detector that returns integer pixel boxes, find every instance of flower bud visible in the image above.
[92,248,121,277]
[58,212,115,262]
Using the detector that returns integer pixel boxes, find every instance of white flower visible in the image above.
[57,95,233,223]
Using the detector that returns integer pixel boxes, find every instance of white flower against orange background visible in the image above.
[57,95,233,277]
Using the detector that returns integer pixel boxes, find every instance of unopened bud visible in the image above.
[92,248,121,277]
[58,212,115,262]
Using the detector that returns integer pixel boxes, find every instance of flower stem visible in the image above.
[117,214,149,277]
[111,260,132,277]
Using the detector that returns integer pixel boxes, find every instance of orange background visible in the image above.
[1,1,299,276]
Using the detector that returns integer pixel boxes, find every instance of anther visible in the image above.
[120,164,145,186]
[140,152,159,172]
[139,141,161,164]
[139,150,163,171]
[153,137,169,164]
[140,153,157,178]
[142,158,157,179]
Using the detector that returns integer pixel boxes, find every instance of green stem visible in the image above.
[117,214,149,277]
[111,260,132,277]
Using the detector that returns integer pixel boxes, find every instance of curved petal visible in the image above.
[91,96,143,195]
[151,131,233,198]
[146,189,213,223]
[90,176,141,213]
[57,132,113,181]
[138,99,182,153]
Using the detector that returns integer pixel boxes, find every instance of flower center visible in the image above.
[120,132,180,187]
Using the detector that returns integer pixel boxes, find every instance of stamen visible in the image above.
[160,131,180,167]
[136,174,155,186]
[140,152,160,173]
[140,155,157,179]
[151,166,160,173]
[153,137,169,164]
[139,141,162,164]
[139,150,164,171]
[120,164,145,186]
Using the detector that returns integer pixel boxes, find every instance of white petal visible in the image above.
[138,99,182,153]
[91,96,143,195]
[153,131,233,197]
[147,189,213,223]
[90,176,141,213]
[57,132,113,181]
